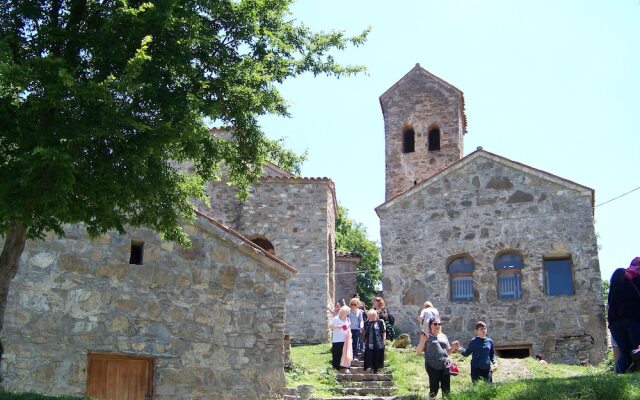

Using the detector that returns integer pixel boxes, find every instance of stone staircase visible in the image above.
[333,359,395,397]
[284,358,397,400]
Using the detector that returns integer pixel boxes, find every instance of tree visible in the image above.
[335,205,381,308]
[0,0,367,332]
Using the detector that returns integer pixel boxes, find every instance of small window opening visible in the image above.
[402,128,415,153]
[428,128,441,151]
[252,238,275,255]
[495,346,531,359]
[129,240,144,265]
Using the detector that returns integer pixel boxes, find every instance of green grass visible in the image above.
[287,343,640,400]
[451,373,640,400]
[285,343,340,397]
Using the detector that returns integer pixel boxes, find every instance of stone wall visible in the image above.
[380,65,465,201]
[378,152,606,364]
[335,253,360,306]
[1,216,293,399]
[204,177,337,343]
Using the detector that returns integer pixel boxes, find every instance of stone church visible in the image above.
[376,64,607,364]
[0,131,343,398]
[1,211,297,399]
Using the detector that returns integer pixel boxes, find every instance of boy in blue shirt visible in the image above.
[459,321,497,383]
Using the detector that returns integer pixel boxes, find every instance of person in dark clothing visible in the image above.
[608,256,640,373]
[373,297,395,340]
[459,321,497,383]
[424,318,460,399]
[363,309,386,374]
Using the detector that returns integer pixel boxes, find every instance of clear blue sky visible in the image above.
[259,0,640,282]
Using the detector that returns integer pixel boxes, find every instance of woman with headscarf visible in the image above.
[608,256,640,373]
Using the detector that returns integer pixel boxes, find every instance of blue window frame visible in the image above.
[451,276,474,301]
[495,253,523,300]
[498,273,521,299]
[448,257,474,301]
[544,258,574,296]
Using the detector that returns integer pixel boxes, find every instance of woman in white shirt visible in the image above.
[330,305,353,372]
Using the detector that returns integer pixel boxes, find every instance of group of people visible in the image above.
[331,296,497,399]
[418,301,497,399]
[326,257,640,398]
[607,256,640,374]
[330,295,396,374]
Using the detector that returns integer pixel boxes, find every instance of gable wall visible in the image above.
[1,224,289,399]
[379,157,606,364]
[205,179,335,343]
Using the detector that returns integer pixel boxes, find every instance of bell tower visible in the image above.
[380,64,467,200]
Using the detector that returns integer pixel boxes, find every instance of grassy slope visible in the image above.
[287,343,640,400]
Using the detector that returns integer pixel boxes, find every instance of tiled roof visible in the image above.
[336,250,360,259]
[194,209,298,275]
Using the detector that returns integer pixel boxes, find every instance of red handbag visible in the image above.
[448,363,460,376]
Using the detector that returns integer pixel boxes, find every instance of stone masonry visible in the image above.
[380,63,466,201]
[377,150,606,364]
[335,252,361,306]
[203,173,337,344]
[1,213,295,399]
[376,65,606,364]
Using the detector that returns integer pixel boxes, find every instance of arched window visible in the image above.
[448,257,474,301]
[402,127,415,153]
[428,127,441,151]
[251,238,275,256]
[495,252,523,300]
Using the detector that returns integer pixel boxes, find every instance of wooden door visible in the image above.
[86,352,153,400]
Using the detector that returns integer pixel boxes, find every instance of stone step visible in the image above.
[311,396,398,400]
[348,360,389,368]
[339,380,394,388]
[336,372,393,382]
[332,387,396,396]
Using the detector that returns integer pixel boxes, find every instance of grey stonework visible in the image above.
[377,151,606,364]
[376,65,606,365]
[380,64,467,201]
[1,214,295,399]
[202,174,337,344]
[335,252,361,305]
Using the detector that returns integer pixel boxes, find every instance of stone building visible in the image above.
[376,64,606,364]
[1,211,296,399]
[334,251,361,306]
[201,148,338,343]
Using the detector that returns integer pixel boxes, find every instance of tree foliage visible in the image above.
[335,205,381,308]
[0,0,367,328]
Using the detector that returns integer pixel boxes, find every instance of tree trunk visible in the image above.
[0,223,28,333]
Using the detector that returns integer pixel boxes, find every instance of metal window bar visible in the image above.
[452,276,473,301]
[499,273,521,299]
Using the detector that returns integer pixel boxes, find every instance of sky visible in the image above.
[258,0,640,282]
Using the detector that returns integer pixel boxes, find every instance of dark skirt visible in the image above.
[331,342,344,370]
[363,347,385,371]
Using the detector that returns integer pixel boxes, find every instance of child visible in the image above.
[459,321,497,383]
[362,309,386,374]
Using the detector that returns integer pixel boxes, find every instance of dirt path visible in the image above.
[492,358,533,382]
